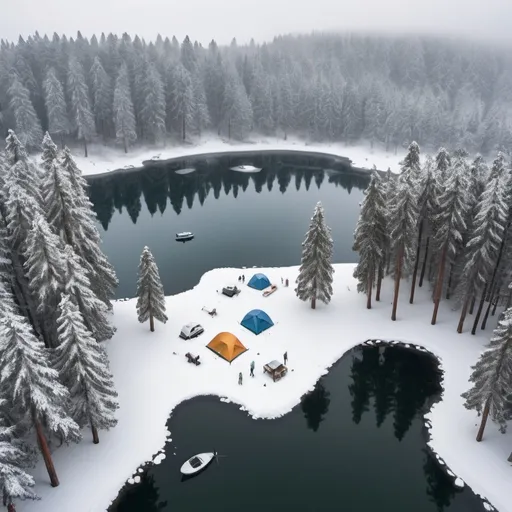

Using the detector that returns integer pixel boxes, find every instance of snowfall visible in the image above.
[18,263,511,512]
[69,135,406,177]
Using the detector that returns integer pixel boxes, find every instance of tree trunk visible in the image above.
[228,118,231,140]
[376,263,383,302]
[481,284,497,330]
[150,313,155,332]
[391,244,404,321]
[409,219,424,304]
[7,503,15,512]
[311,277,317,310]
[366,272,372,309]
[182,114,186,141]
[123,137,128,154]
[491,289,500,316]
[469,296,476,315]
[507,290,512,309]
[476,399,490,442]
[84,139,88,158]
[91,424,99,444]
[431,244,448,325]
[60,134,65,149]
[457,295,471,333]
[446,264,453,300]
[35,419,59,487]
[418,236,429,288]
[471,285,488,335]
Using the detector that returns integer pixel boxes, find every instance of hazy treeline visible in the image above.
[1,32,512,155]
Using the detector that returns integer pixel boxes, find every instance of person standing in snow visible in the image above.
[238,372,243,385]
[284,352,288,365]
[250,361,255,377]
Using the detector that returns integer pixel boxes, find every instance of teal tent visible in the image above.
[247,273,271,290]
[241,309,274,335]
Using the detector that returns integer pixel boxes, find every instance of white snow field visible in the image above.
[19,264,509,512]
[69,135,405,177]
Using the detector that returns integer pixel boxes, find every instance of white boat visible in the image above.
[229,165,262,173]
[176,232,194,241]
[180,452,215,475]
[175,168,196,175]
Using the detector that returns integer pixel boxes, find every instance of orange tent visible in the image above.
[206,332,248,363]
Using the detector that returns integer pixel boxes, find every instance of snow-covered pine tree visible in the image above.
[431,151,471,324]
[136,246,167,331]
[415,155,439,293]
[456,153,509,333]
[388,142,420,321]
[23,214,66,347]
[54,294,118,444]
[90,56,113,141]
[61,245,115,342]
[67,55,96,156]
[141,62,166,144]
[221,67,253,140]
[0,314,81,487]
[167,63,194,141]
[113,62,137,153]
[295,202,335,309]
[461,307,512,441]
[191,71,210,137]
[0,413,39,511]
[353,173,387,309]
[7,73,43,150]
[59,148,118,307]
[43,67,70,147]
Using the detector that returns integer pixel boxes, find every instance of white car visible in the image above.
[179,323,204,340]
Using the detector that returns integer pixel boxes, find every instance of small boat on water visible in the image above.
[230,164,262,173]
[176,232,194,242]
[180,452,215,476]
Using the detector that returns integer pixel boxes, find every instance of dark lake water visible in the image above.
[109,345,489,512]
[86,151,370,298]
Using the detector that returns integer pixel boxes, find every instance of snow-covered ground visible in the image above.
[69,135,405,177]
[19,264,510,512]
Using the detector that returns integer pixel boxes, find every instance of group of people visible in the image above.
[280,277,290,287]
[237,275,246,283]
[238,352,288,385]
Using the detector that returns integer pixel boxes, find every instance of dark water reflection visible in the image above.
[86,152,370,298]
[109,345,489,512]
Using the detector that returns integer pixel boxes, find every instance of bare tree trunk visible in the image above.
[182,114,186,141]
[481,284,497,330]
[431,244,448,325]
[7,503,15,512]
[84,139,88,158]
[35,419,59,487]
[457,295,471,333]
[391,244,404,321]
[469,296,476,315]
[150,313,155,332]
[91,424,99,444]
[446,264,454,300]
[476,399,490,442]
[418,236,429,288]
[228,118,231,140]
[409,219,424,304]
[366,272,372,309]
[471,285,488,335]
[123,137,128,154]
[376,263,383,302]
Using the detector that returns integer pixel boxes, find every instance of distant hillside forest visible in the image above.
[1,32,512,156]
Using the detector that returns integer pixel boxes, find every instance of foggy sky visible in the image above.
[3,0,512,46]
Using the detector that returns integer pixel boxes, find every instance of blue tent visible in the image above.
[247,273,271,291]
[241,309,274,335]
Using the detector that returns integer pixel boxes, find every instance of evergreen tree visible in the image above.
[54,294,118,444]
[90,56,113,141]
[113,62,137,153]
[295,202,335,309]
[0,314,81,487]
[67,55,96,156]
[167,63,194,141]
[0,415,39,511]
[456,153,509,333]
[141,62,166,143]
[7,73,43,150]
[136,246,167,331]
[388,142,420,321]
[191,72,210,136]
[431,151,471,324]
[43,67,70,146]
[222,66,253,140]
[461,308,512,441]
[353,173,387,308]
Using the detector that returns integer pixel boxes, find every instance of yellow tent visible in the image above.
[206,332,248,363]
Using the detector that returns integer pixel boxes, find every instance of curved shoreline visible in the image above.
[83,147,379,180]
[109,338,495,512]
